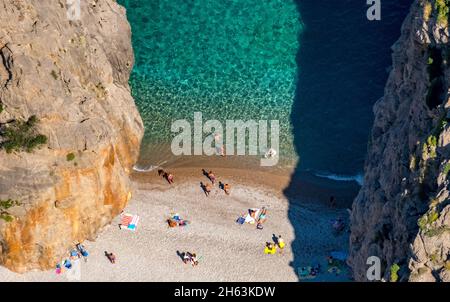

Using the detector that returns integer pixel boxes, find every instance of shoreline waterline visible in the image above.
[132,151,361,209]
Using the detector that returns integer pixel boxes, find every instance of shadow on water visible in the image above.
[286,1,412,280]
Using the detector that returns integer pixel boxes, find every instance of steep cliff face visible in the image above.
[0,0,144,272]
[349,0,450,282]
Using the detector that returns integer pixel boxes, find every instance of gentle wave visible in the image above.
[133,160,168,172]
[314,171,364,186]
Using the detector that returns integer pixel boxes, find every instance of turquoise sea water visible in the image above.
[119,0,411,179]
[119,0,301,167]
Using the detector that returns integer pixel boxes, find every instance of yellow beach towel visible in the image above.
[264,247,277,255]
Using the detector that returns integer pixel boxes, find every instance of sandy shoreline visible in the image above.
[132,154,361,207]
[0,168,353,282]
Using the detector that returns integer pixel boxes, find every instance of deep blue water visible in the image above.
[292,0,412,179]
[118,0,412,179]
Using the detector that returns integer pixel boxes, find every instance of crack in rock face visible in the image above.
[0,44,13,88]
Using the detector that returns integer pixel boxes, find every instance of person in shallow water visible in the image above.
[190,253,199,267]
[214,133,225,156]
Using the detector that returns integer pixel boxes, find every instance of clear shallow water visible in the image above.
[119,0,412,179]
[119,0,301,167]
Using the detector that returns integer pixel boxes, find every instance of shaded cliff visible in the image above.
[0,0,143,272]
[349,0,450,281]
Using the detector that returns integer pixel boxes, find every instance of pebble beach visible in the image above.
[0,169,352,282]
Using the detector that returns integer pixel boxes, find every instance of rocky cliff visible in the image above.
[0,0,143,272]
[349,0,450,282]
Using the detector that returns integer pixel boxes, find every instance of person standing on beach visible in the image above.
[264,242,277,255]
[167,172,174,184]
[223,183,231,195]
[208,171,216,185]
[183,252,192,264]
[330,196,336,208]
[200,182,211,196]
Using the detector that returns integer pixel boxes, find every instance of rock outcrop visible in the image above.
[0,0,143,272]
[349,0,450,281]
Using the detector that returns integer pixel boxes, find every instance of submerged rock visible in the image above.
[0,0,143,272]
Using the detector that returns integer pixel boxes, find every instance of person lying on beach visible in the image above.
[332,218,345,233]
[264,242,277,255]
[182,252,198,266]
[158,169,165,177]
[168,219,178,228]
[105,251,116,264]
[64,259,72,269]
[76,243,89,258]
[70,249,80,260]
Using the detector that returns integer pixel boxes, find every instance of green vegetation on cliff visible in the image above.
[66,152,76,161]
[390,263,400,282]
[0,115,48,153]
[0,199,20,222]
[435,0,449,26]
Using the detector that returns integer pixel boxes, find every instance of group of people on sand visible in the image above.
[241,207,268,230]
[157,166,286,267]
[264,235,285,255]
[200,169,231,196]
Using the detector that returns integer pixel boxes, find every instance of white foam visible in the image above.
[314,171,364,186]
